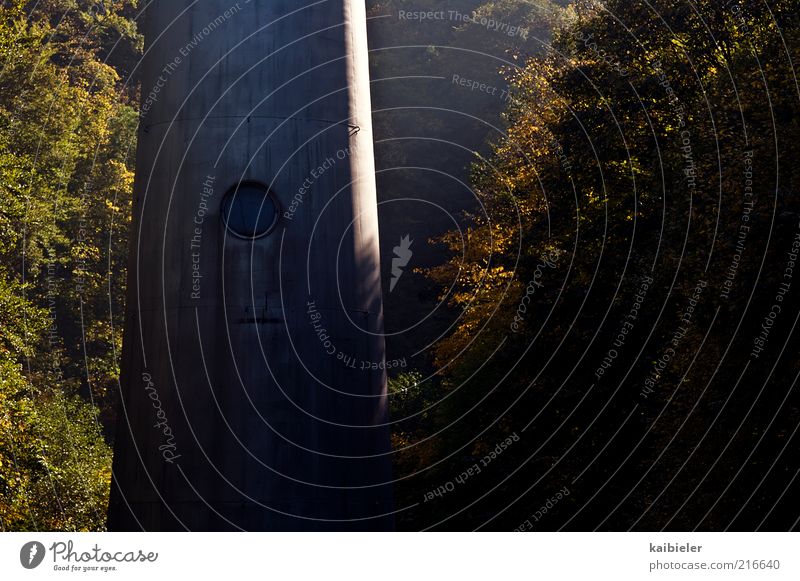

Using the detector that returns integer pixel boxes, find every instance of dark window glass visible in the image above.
[221,182,278,239]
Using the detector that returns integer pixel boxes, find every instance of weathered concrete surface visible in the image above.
[108,0,393,531]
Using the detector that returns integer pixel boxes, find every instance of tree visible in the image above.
[0,0,139,530]
[419,0,800,530]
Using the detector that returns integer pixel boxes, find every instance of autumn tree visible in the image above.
[419,0,800,530]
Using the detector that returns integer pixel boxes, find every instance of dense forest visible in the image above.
[0,0,139,530]
[393,0,800,530]
[2,0,800,531]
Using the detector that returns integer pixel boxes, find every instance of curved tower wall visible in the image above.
[108,0,392,531]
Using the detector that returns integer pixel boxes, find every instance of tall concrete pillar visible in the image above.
[108,0,393,531]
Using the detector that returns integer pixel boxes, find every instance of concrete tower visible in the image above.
[108,0,393,531]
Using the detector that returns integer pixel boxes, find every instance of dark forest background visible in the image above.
[1,0,799,531]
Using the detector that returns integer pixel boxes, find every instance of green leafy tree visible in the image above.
[0,0,139,531]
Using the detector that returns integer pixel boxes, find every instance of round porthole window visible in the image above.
[220,181,279,239]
